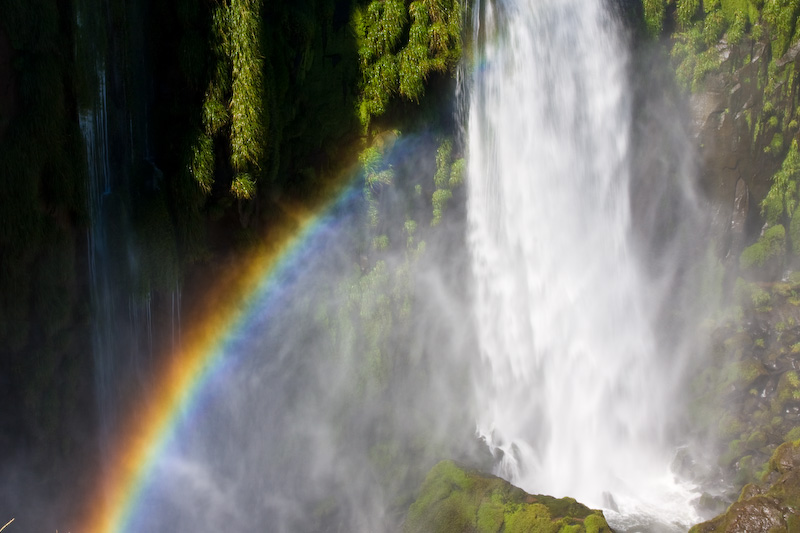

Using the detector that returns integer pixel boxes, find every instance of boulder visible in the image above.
[690,441,800,532]
[403,460,611,533]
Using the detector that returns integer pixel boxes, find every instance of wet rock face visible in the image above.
[691,442,800,533]
[728,178,750,262]
[693,497,785,533]
[403,461,611,533]
[690,39,795,262]
[771,440,800,475]
[687,272,800,508]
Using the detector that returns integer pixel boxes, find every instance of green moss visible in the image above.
[703,9,727,45]
[430,139,462,226]
[735,278,774,309]
[754,288,771,309]
[643,0,667,35]
[678,0,701,27]
[477,495,505,532]
[434,140,453,188]
[728,9,748,42]
[189,130,215,193]
[765,141,800,246]
[671,11,730,91]
[360,146,383,174]
[405,219,418,249]
[773,282,794,297]
[777,370,800,404]
[432,189,453,226]
[720,358,766,395]
[735,454,758,485]
[763,0,800,56]
[719,413,746,439]
[767,132,785,153]
[720,439,747,466]
[740,224,786,270]
[505,504,558,533]
[769,115,780,129]
[449,158,465,187]
[373,234,389,251]
[404,461,609,533]
[584,514,612,533]
[746,430,768,450]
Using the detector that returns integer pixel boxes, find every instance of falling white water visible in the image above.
[467,0,700,529]
[75,0,183,456]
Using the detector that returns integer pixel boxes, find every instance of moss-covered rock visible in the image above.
[740,224,786,273]
[403,460,611,533]
[691,441,800,532]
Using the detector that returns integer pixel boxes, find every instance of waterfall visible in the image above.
[74,0,182,451]
[467,0,701,529]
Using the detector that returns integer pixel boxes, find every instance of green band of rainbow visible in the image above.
[82,175,360,533]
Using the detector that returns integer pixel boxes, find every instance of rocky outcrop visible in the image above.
[403,461,611,533]
[691,441,800,532]
[691,273,800,494]
[690,40,786,264]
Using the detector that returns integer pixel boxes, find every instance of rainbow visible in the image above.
[81,174,361,533]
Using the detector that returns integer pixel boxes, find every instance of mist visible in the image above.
[0,0,735,531]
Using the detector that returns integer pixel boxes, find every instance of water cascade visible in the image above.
[68,1,715,531]
[467,0,703,529]
[74,0,181,450]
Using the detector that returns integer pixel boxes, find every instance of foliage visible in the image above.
[231,172,256,200]
[309,131,469,520]
[360,145,396,229]
[354,0,464,129]
[677,0,701,28]
[192,0,267,198]
[431,189,453,226]
[657,0,799,90]
[229,0,266,180]
[189,130,215,193]
[740,224,786,269]
[763,0,800,56]
[183,0,362,202]
[431,138,464,226]
[403,461,611,533]
[762,139,800,226]
[643,0,667,35]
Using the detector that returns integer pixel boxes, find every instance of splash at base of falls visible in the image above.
[466,0,706,529]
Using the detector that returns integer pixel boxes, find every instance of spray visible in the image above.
[467,0,704,529]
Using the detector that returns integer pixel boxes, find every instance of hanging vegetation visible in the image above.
[353,0,464,130]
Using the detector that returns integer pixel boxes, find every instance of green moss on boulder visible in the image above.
[740,224,786,271]
[691,441,800,532]
[403,460,611,533]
